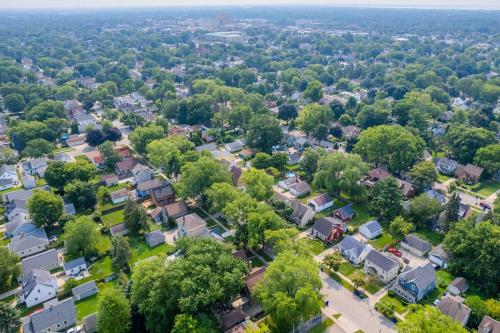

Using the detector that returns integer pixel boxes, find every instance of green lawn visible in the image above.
[107,182,130,192]
[0,232,9,246]
[379,294,408,314]
[338,262,357,277]
[328,270,355,292]
[0,186,21,195]
[437,174,452,183]
[129,238,174,265]
[190,207,209,219]
[75,281,117,320]
[474,180,500,197]
[299,237,327,255]
[349,203,375,227]
[308,317,334,333]
[413,228,443,246]
[102,210,125,227]
[364,280,384,294]
[205,218,218,228]
[368,233,396,250]
[250,256,264,268]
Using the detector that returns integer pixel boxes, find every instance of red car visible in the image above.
[479,202,492,210]
[387,247,403,257]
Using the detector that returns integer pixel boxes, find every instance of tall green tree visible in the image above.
[396,306,468,333]
[444,220,499,294]
[241,168,274,202]
[446,125,496,164]
[0,247,20,290]
[97,287,131,333]
[247,113,283,153]
[409,161,438,192]
[64,180,97,212]
[474,144,500,176]
[111,235,131,270]
[205,182,240,214]
[407,194,442,228]
[297,103,332,137]
[0,303,21,333]
[98,141,121,170]
[177,156,231,198]
[389,216,414,240]
[255,251,323,332]
[369,177,403,221]
[354,125,425,172]
[147,136,194,176]
[313,152,369,201]
[440,192,460,232]
[63,216,103,257]
[129,125,165,154]
[27,190,64,228]
[124,199,149,236]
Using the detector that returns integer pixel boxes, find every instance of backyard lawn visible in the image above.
[368,233,396,250]
[413,228,443,246]
[102,209,125,227]
[75,281,117,320]
[299,237,327,255]
[250,256,264,268]
[473,180,500,197]
[129,238,175,265]
[349,203,375,228]
[338,262,357,277]
[190,207,209,219]
[107,182,130,192]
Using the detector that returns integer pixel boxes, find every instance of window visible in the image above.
[64,321,68,325]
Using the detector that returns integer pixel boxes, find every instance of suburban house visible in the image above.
[136,178,166,198]
[110,223,129,237]
[63,257,87,277]
[151,181,175,206]
[21,249,60,277]
[478,316,500,333]
[437,294,471,326]
[307,193,334,212]
[310,217,346,243]
[290,200,315,227]
[145,230,166,247]
[436,157,458,175]
[84,151,105,168]
[289,180,311,197]
[100,174,119,187]
[428,244,450,269]
[448,277,469,295]
[20,269,58,307]
[115,159,138,179]
[287,152,301,165]
[401,234,432,256]
[459,202,473,220]
[54,152,72,163]
[21,174,36,190]
[5,215,36,237]
[337,235,372,265]
[277,177,297,191]
[455,164,484,184]
[23,157,48,177]
[132,163,153,184]
[332,204,356,223]
[359,220,383,240]
[364,250,400,283]
[176,213,209,238]
[149,207,165,224]
[392,263,436,303]
[21,298,76,333]
[110,188,130,204]
[114,146,131,159]
[424,189,447,206]
[65,134,86,147]
[225,140,244,153]
[397,179,416,199]
[0,164,19,185]
[5,199,30,222]
[72,280,98,301]
[8,229,49,258]
[0,178,15,191]
[164,200,189,220]
[341,125,361,139]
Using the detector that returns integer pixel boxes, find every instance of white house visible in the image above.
[428,245,450,269]
[63,257,87,277]
[364,250,400,283]
[307,193,334,212]
[337,235,372,265]
[176,213,209,238]
[359,220,383,239]
[0,164,19,185]
[20,269,58,307]
[110,189,129,204]
[132,164,153,185]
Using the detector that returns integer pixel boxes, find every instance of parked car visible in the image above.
[387,247,403,257]
[402,257,409,264]
[479,202,491,210]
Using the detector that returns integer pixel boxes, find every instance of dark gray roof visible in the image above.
[63,257,86,271]
[5,218,37,237]
[312,217,337,237]
[290,181,310,194]
[8,228,48,253]
[449,277,469,293]
[438,295,471,324]
[334,204,355,219]
[2,186,49,203]
[24,298,76,333]
[110,223,128,235]
[365,250,399,271]
[425,189,446,205]
[21,249,59,275]
[0,164,16,174]
[403,234,432,253]
[429,244,450,261]
[0,178,13,186]
[291,200,313,220]
[338,235,367,255]
[137,178,167,192]
[309,193,333,206]
[195,143,217,152]
[145,230,165,247]
[361,220,382,234]
[110,188,129,200]
[72,280,98,297]
[83,313,98,333]
[399,263,436,291]
[21,269,57,298]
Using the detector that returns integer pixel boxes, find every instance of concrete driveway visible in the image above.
[321,272,395,333]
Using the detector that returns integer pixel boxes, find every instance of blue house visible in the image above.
[392,263,436,303]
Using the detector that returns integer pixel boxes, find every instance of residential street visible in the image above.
[320,272,395,333]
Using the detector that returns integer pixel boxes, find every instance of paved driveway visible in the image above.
[320,272,395,333]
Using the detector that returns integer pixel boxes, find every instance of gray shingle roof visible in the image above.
[290,181,310,194]
[21,249,60,276]
[429,244,450,261]
[21,269,57,298]
[438,295,471,324]
[338,235,367,255]
[72,280,98,297]
[312,217,337,237]
[24,298,76,333]
[8,228,48,253]
[399,263,436,291]
[63,257,86,271]
[83,313,98,333]
[361,220,382,234]
[365,250,399,271]
[403,234,432,253]
[145,230,165,247]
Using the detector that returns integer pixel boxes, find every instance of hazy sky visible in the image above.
[0,0,499,10]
